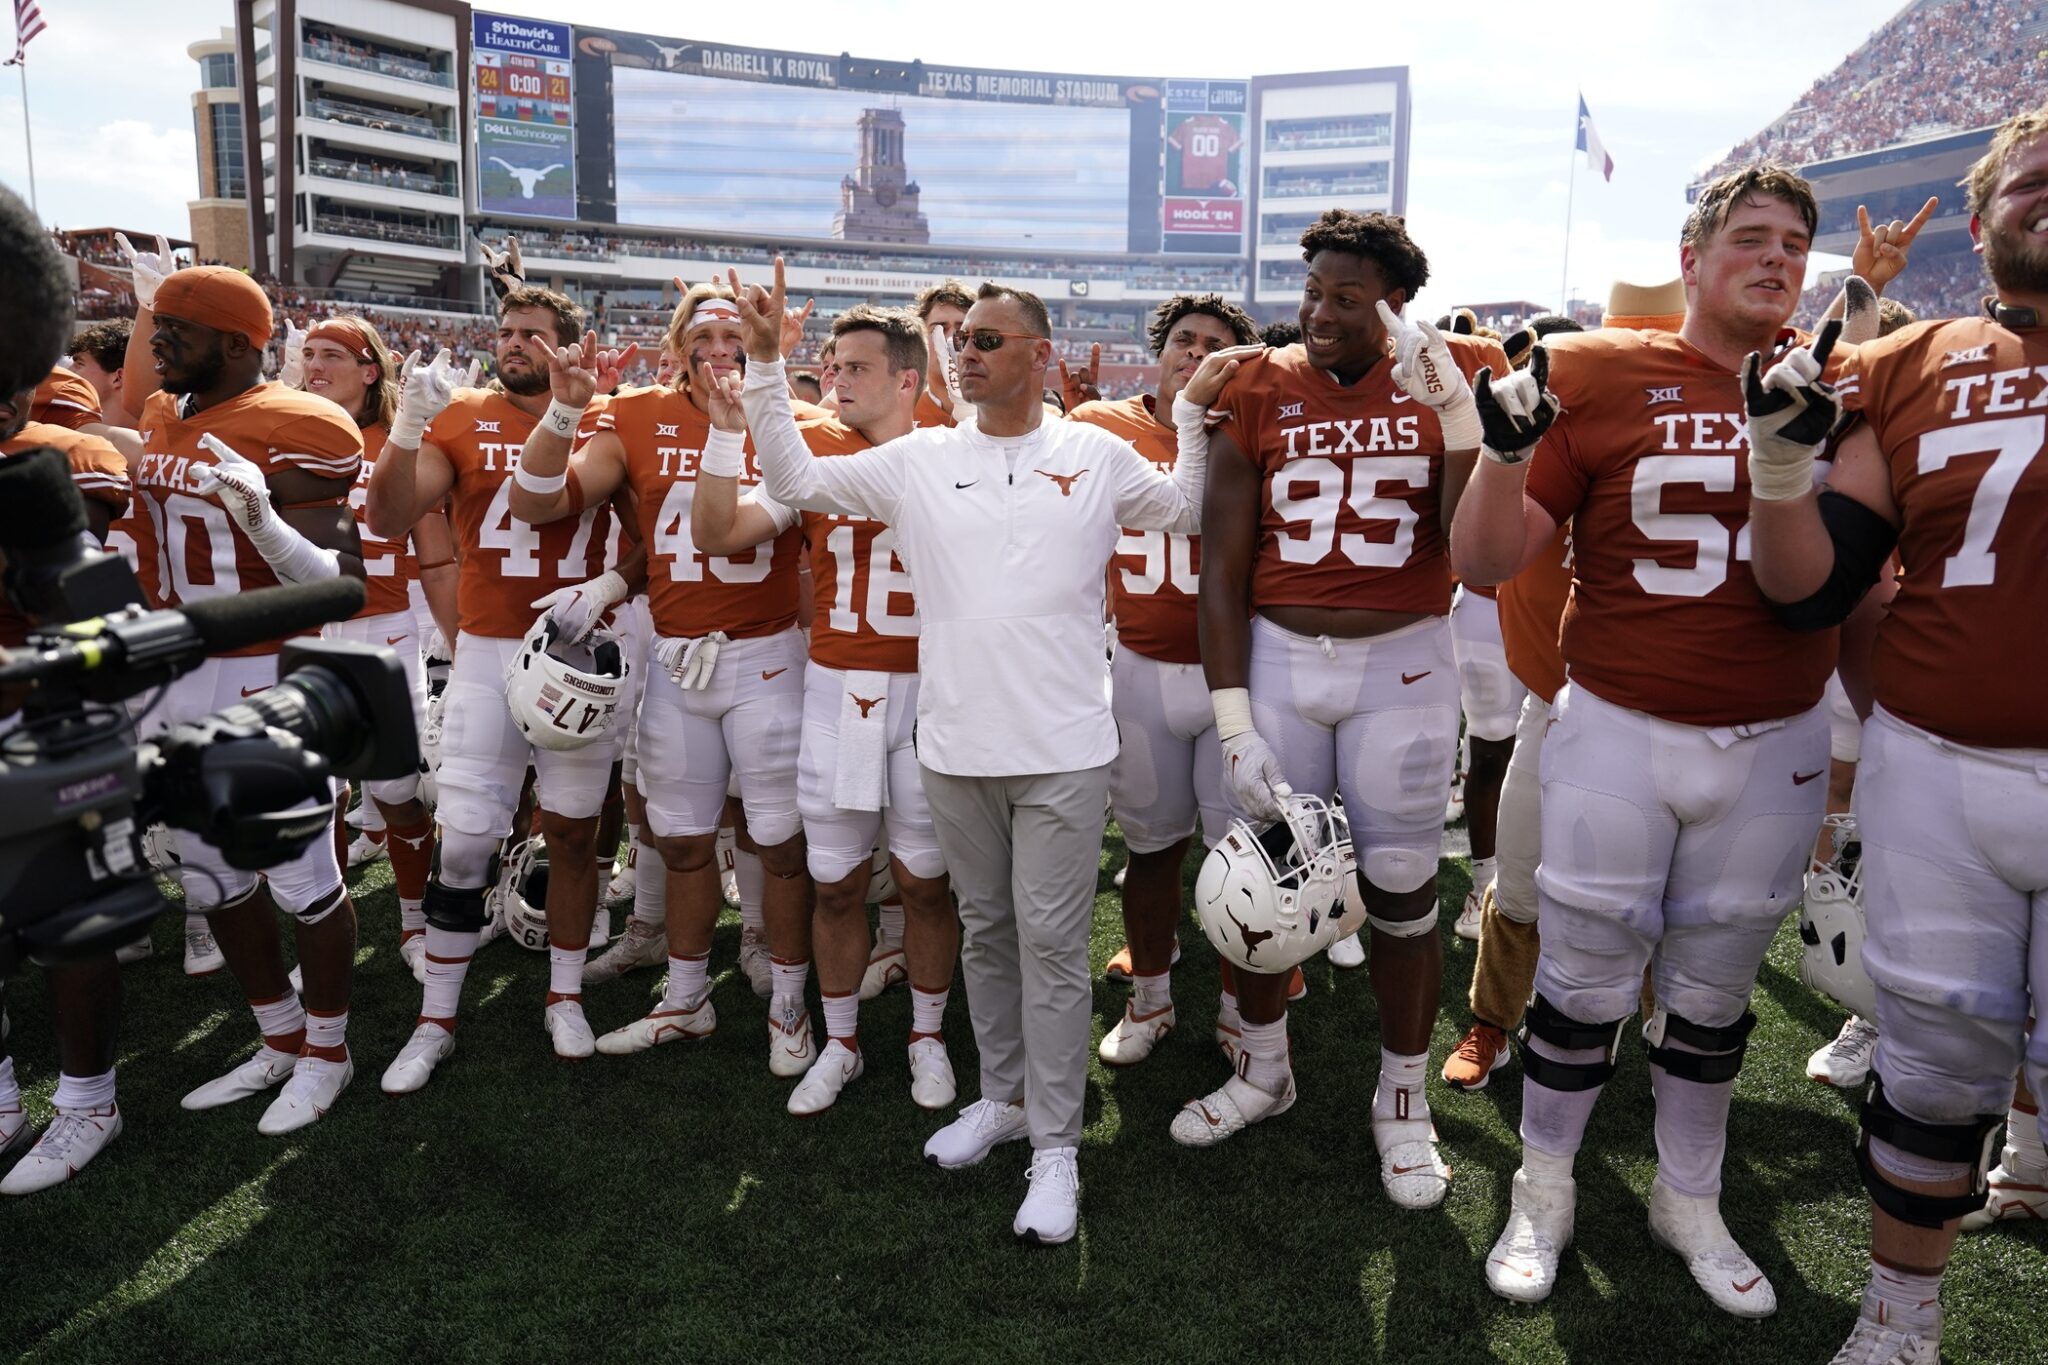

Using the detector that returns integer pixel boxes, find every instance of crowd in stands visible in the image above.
[314,211,458,250]
[1262,167,1391,198]
[1265,116,1393,152]
[307,155,452,197]
[301,26,449,87]
[1703,0,2048,174]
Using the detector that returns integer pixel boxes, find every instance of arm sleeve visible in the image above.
[1766,490,1900,630]
[741,357,902,522]
[743,488,802,535]
[1111,428,1202,534]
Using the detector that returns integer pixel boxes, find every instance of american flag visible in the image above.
[5,0,45,67]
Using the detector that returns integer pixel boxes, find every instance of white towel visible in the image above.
[832,671,892,811]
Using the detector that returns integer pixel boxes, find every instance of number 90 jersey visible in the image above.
[1219,340,1505,620]
[595,387,801,641]
[1070,394,1199,664]
[427,389,614,640]
[1836,315,2048,748]
[1525,327,1841,727]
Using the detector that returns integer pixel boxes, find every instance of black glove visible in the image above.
[1473,344,1560,465]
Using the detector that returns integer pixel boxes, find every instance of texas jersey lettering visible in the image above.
[1072,394,1200,664]
[795,414,918,672]
[0,423,129,647]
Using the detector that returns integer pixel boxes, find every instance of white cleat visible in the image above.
[380,1022,455,1094]
[787,1040,864,1116]
[582,919,668,985]
[1806,1015,1879,1088]
[0,1106,121,1195]
[347,832,387,870]
[1647,1180,1777,1318]
[475,908,504,950]
[1829,1310,1942,1364]
[1960,1158,2048,1231]
[738,928,773,999]
[603,853,636,907]
[1328,932,1366,969]
[590,907,611,951]
[858,937,908,1001]
[184,921,225,976]
[767,997,816,1078]
[1445,783,1466,824]
[544,1000,596,1060]
[288,964,303,998]
[1113,862,1127,889]
[1454,889,1483,942]
[1098,1001,1175,1066]
[182,1047,298,1111]
[0,1103,31,1162]
[596,993,717,1055]
[398,932,427,984]
[257,1055,352,1136]
[1374,1108,1452,1209]
[1486,1167,1576,1302]
[115,934,153,964]
[923,1097,1027,1169]
[908,1037,956,1110]
[1170,1067,1295,1148]
[1014,1144,1080,1247]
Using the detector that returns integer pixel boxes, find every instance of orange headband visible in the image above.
[307,319,378,362]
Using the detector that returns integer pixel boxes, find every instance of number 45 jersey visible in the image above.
[1836,314,2048,748]
[1524,327,1845,726]
[427,388,615,640]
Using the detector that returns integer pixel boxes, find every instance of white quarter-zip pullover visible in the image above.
[744,358,1206,776]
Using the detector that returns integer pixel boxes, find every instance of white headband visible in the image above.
[687,298,742,332]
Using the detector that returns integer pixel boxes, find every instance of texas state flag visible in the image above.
[1577,95,1615,181]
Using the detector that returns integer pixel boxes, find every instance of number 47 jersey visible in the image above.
[427,388,614,640]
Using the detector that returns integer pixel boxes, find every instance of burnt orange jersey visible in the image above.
[1835,314,2048,746]
[345,420,414,619]
[0,423,130,646]
[426,389,614,640]
[1497,522,1573,702]
[915,391,959,430]
[1524,327,1838,725]
[1220,338,1506,618]
[793,414,919,673]
[29,367,102,430]
[596,388,800,641]
[1071,394,1200,664]
[134,386,361,656]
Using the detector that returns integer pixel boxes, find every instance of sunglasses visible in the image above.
[949,329,1045,353]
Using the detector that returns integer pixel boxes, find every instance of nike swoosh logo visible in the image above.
[1488,1258,1535,1278]
[1401,671,1432,685]
[240,686,270,698]
[1391,1162,1435,1175]
[761,668,788,681]
[1731,1276,1764,1294]
[1196,1103,1220,1126]
[1793,770,1824,785]
[385,635,410,646]
[954,480,977,489]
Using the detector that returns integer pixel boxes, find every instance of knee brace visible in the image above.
[1856,1073,2004,1228]
[1641,1006,1757,1085]
[1368,902,1440,939]
[1361,846,1436,896]
[1518,992,1629,1092]
[423,878,491,934]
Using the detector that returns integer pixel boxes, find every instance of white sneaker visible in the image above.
[544,1000,596,1060]
[398,932,427,983]
[787,1040,863,1116]
[1098,1000,1175,1066]
[767,996,816,1078]
[1113,862,1127,889]
[1806,1015,1879,1088]
[182,1047,298,1110]
[1013,1144,1080,1246]
[380,1022,456,1094]
[1647,1180,1776,1318]
[1486,1167,1576,1302]
[923,1097,1028,1169]
[738,927,773,999]
[257,1055,352,1136]
[908,1037,956,1110]
[1445,782,1466,824]
[604,852,636,907]
[1374,1105,1452,1209]
[596,992,717,1055]
[115,934,153,964]
[1454,889,1483,942]
[582,919,667,985]
[1328,932,1366,969]
[347,832,387,870]
[1829,1309,1941,1364]
[0,1106,121,1194]
[1960,1156,2048,1231]
[858,936,908,1001]
[589,907,611,951]
[1170,1067,1295,1147]
[184,922,225,976]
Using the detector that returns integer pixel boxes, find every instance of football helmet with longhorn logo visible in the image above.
[1797,813,1875,1019]
[1194,795,1353,975]
[505,614,631,752]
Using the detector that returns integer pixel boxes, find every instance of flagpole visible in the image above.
[16,60,35,218]
[1560,117,1577,316]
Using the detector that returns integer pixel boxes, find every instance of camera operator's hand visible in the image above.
[530,571,629,645]
[115,232,176,310]
[192,434,277,534]
[390,348,475,449]
[276,320,308,389]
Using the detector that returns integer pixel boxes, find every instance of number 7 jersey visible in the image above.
[426,388,614,639]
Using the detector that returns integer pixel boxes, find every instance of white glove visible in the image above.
[1743,318,1843,502]
[1221,730,1294,824]
[192,433,276,535]
[389,348,476,449]
[1377,299,1481,450]
[654,631,728,689]
[276,320,308,389]
[530,570,628,645]
[115,232,175,310]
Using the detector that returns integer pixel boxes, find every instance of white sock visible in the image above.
[1373,1048,1430,1123]
[2007,1101,2047,1175]
[548,943,586,997]
[1520,1038,1607,1159]
[1864,1261,1943,1335]
[770,955,809,1002]
[1133,971,1172,1009]
[421,926,479,1021]
[736,850,765,934]
[666,951,709,1006]
[305,1008,348,1052]
[1471,855,1498,896]
[911,987,947,1037]
[398,899,425,934]
[250,992,305,1045]
[0,1055,20,1110]
[1216,985,1242,1034]
[822,991,859,1043]
[877,903,904,946]
[51,1068,116,1112]
[1524,1143,1576,1181]
[1239,1015,1289,1095]
[1651,1039,1735,1197]
[630,839,667,929]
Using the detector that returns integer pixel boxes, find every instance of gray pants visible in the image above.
[920,763,1111,1149]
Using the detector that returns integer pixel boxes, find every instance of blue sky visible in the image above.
[0,0,1911,314]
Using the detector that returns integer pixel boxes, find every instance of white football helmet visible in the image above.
[1797,812,1874,1018]
[418,688,445,810]
[491,835,552,952]
[1195,794,1353,975]
[505,615,631,752]
[865,846,897,905]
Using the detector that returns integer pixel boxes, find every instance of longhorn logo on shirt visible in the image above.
[474,420,501,434]
[1942,344,1994,368]
[851,694,883,718]
[1035,469,1089,496]
[1277,400,1305,419]
[656,422,681,438]
[1645,385,1684,406]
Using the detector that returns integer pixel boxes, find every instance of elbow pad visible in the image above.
[1768,490,1899,632]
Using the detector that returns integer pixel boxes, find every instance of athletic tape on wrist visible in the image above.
[540,399,585,440]
[514,464,567,495]
[700,427,747,479]
[1211,687,1254,742]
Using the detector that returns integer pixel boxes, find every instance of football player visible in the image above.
[64,321,135,427]
[1455,166,1844,1315]
[366,286,639,1090]
[1189,209,1504,1223]
[911,279,971,427]
[1745,111,2048,1363]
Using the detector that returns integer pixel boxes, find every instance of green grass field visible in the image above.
[3,836,2042,1364]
